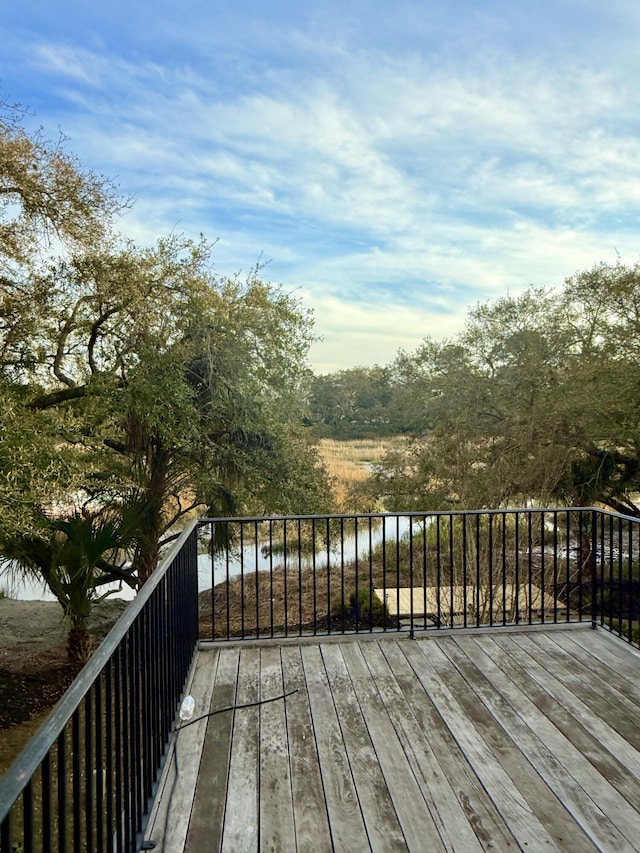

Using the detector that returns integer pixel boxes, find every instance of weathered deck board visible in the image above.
[363,642,487,853]
[564,626,640,691]
[280,646,333,852]
[144,648,219,853]
[258,646,296,852]
[503,633,640,783]
[320,642,408,851]
[494,637,640,844]
[401,638,562,850]
[221,647,260,852]
[148,625,640,852]
[185,646,239,852]
[339,641,447,852]
[448,636,624,851]
[377,639,520,851]
[300,643,371,852]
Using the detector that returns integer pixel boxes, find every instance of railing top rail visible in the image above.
[0,519,200,820]
[198,506,640,523]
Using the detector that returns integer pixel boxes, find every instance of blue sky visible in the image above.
[3,0,640,372]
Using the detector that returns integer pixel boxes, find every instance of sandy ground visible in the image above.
[0,597,127,730]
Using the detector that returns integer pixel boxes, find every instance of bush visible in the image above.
[333,586,390,629]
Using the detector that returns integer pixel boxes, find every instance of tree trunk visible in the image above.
[67,621,91,664]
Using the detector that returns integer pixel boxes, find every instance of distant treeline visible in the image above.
[307,365,428,439]
[308,262,640,519]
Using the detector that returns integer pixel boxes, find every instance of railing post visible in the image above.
[591,510,599,629]
[409,515,415,639]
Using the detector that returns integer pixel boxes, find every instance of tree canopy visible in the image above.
[1,100,120,267]
[0,104,330,616]
[366,261,640,516]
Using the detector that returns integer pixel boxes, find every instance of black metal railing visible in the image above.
[592,508,640,645]
[0,522,199,853]
[3,506,640,851]
[199,508,640,648]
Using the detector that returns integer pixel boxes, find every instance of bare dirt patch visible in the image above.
[0,598,126,775]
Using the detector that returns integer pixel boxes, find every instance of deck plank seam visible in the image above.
[505,633,640,769]
[383,639,523,851]
[216,646,240,853]
[320,641,408,851]
[483,634,640,837]
[280,644,334,852]
[405,638,561,849]
[363,640,457,850]
[538,631,640,712]
[428,637,591,851]
[367,640,484,853]
[340,640,445,851]
[335,642,413,851]
[301,643,371,851]
[446,635,625,851]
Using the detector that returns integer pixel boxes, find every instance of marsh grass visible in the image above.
[317,437,403,509]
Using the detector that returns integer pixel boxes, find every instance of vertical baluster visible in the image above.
[501,512,507,626]
[436,516,442,628]
[283,519,289,637]
[72,709,81,853]
[0,813,11,853]
[488,513,494,627]
[395,515,401,632]
[382,516,388,631]
[449,514,454,629]
[240,522,245,639]
[269,520,275,638]
[368,516,374,632]
[352,516,360,631]
[298,518,303,636]
[41,752,51,852]
[514,512,520,626]
[326,517,332,635]
[96,675,105,853]
[22,781,33,853]
[475,514,481,627]
[339,516,345,633]
[461,514,468,629]
[312,518,318,635]
[408,515,414,638]
[57,729,67,853]
[254,521,260,638]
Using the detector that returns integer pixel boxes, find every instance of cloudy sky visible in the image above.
[3,0,640,372]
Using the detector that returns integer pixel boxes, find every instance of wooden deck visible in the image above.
[144,625,640,852]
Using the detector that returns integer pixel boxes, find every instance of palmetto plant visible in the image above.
[1,508,138,663]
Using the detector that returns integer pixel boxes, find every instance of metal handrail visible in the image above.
[0,520,200,851]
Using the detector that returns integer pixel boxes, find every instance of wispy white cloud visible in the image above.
[5,3,640,371]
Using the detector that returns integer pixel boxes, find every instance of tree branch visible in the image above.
[103,437,127,454]
[88,306,120,373]
[28,385,87,410]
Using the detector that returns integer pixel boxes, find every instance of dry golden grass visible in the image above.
[318,437,403,509]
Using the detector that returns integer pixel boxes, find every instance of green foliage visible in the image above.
[0,99,121,268]
[1,508,138,661]
[1,237,331,582]
[308,366,398,438]
[333,586,390,628]
[0,104,331,606]
[367,263,640,515]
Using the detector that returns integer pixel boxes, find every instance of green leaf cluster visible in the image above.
[366,261,640,516]
[0,103,331,624]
